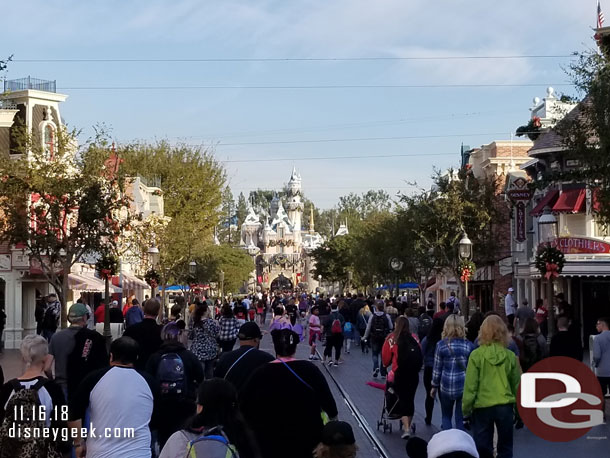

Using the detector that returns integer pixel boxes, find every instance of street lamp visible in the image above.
[459,232,473,317]
[389,257,403,298]
[189,260,197,275]
[538,206,558,336]
[219,270,225,302]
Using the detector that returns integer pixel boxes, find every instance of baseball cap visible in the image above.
[427,429,479,458]
[238,322,262,340]
[68,303,89,322]
[320,421,355,446]
[111,300,118,306]
[508,287,514,292]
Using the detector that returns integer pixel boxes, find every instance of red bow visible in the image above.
[544,262,559,279]
[101,268,111,279]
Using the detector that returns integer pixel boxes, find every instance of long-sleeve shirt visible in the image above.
[363,311,393,340]
[593,330,610,377]
[431,338,473,399]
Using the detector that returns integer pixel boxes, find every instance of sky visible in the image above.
[1,0,601,208]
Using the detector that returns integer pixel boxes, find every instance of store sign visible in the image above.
[551,237,610,254]
[515,202,526,242]
[508,189,533,201]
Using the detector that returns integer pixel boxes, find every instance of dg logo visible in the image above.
[517,356,604,441]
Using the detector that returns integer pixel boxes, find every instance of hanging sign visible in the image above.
[515,202,526,242]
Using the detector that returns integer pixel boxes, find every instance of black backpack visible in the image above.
[418,313,432,340]
[42,307,58,330]
[398,335,424,373]
[521,333,542,372]
[66,328,108,400]
[370,314,389,343]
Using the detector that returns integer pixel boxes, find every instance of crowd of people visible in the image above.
[0,287,609,458]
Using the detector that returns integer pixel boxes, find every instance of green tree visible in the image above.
[218,186,236,244]
[236,192,248,228]
[0,127,128,325]
[120,141,226,284]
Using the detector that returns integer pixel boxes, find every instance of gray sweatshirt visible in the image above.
[593,330,610,377]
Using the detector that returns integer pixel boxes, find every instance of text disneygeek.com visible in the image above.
[8,425,136,442]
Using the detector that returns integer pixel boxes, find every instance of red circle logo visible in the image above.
[517,356,604,442]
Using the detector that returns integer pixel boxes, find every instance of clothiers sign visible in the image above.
[551,237,610,254]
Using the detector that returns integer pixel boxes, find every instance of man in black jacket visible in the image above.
[550,315,583,361]
[145,321,204,448]
[123,299,162,371]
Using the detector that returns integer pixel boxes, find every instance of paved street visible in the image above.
[3,335,610,458]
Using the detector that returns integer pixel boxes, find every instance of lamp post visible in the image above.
[458,232,473,317]
[219,270,225,303]
[389,258,404,299]
[347,270,353,295]
[538,206,558,337]
[318,274,322,293]
[148,244,160,320]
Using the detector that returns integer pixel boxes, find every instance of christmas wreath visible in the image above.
[95,255,119,280]
[535,244,565,279]
[516,116,542,141]
[459,259,476,282]
[145,269,161,288]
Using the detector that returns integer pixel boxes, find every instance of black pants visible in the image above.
[219,339,236,353]
[324,334,344,361]
[423,366,434,421]
[394,371,419,417]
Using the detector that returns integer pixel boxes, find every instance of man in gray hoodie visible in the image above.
[363,302,393,378]
[593,316,610,420]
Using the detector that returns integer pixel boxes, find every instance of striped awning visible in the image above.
[122,272,150,290]
[69,273,122,293]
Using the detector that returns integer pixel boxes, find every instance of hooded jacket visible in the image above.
[462,342,521,416]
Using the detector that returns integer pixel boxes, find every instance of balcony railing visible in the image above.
[4,77,56,93]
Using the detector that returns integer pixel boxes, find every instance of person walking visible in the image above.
[217,305,240,353]
[308,306,322,360]
[214,322,274,392]
[188,303,220,379]
[514,299,535,334]
[125,298,144,328]
[382,316,423,439]
[145,321,204,449]
[593,316,610,420]
[357,305,371,354]
[364,301,393,378]
[430,315,473,430]
[462,315,521,458]
[123,299,163,371]
[68,337,160,458]
[109,300,124,323]
[534,298,548,338]
[550,315,583,361]
[421,318,444,425]
[516,317,547,373]
[323,302,345,366]
[159,378,260,458]
[240,328,338,458]
[48,303,108,401]
[504,288,517,327]
[0,335,70,456]
[41,293,61,342]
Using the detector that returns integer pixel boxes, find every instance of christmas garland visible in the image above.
[95,255,119,280]
[535,244,565,279]
[459,259,476,282]
[145,269,161,288]
[516,116,542,141]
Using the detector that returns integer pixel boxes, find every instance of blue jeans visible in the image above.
[439,392,463,430]
[471,404,514,458]
[371,340,386,376]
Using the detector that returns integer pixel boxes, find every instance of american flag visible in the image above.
[599,1,606,28]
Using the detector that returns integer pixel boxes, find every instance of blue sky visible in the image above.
[2,0,600,208]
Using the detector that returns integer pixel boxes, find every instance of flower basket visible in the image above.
[459,259,476,282]
[95,255,119,280]
[145,269,161,288]
[535,244,565,279]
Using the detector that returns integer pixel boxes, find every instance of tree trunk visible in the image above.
[60,265,70,328]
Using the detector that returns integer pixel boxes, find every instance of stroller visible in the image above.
[377,380,415,434]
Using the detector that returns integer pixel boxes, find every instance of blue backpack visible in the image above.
[156,352,186,397]
[186,427,239,458]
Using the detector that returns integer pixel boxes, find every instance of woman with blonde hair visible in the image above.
[462,315,521,458]
[430,314,473,430]
[357,305,371,353]
[382,316,423,439]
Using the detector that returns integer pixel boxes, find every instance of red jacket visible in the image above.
[94,304,105,324]
[382,333,421,375]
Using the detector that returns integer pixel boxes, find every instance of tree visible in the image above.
[311,235,355,288]
[0,127,127,326]
[218,186,236,244]
[120,141,226,286]
[0,55,12,74]
[235,192,248,228]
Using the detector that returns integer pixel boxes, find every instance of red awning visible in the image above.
[530,190,559,216]
[552,188,586,213]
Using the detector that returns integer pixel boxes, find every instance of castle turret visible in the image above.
[286,167,304,246]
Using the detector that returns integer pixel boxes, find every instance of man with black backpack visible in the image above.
[322,302,345,367]
[48,303,108,401]
[41,293,61,342]
[146,321,204,449]
[363,301,393,378]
